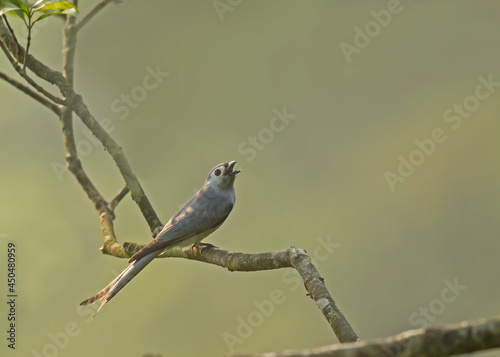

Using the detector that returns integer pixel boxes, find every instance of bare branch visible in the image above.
[0,21,70,92]
[0,39,67,105]
[62,10,78,87]
[66,102,164,234]
[110,185,129,209]
[231,317,500,357]
[75,0,120,33]
[101,241,359,344]
[0,20,163,235]
[0,71,61,115]
[60,109,104,207]
[1,15,20,51]
[59,11,121,250]
[60,106,122,246]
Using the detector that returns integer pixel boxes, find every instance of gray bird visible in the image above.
[80,161,240,316]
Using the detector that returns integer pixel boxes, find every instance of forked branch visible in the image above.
[0,19,163,235]
[101,241,359,344]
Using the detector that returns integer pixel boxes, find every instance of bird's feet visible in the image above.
[195,242,218,251]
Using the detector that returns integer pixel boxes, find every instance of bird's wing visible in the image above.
[128,189,233,262]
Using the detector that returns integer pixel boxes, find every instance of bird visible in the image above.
[80,161,240,316]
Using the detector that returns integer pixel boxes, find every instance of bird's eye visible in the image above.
[214,169,222,176]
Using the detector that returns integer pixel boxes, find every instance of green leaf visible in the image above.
[0,0,29,18]
[12,0,27,12]
[33,0,49,6]
[32,0,65,11]
[34,1,78,14]
[32,11,60,23]
[32,7,77,25]
[0,0,19,9]
[13,9,26,19]
[0,4,22,16]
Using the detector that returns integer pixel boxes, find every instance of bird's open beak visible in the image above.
[225,161,241,176]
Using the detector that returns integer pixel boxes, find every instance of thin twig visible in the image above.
[0,20,163,235]
[62,2,77,87]
[60,108,106,208]
[0,71,61,114]
[0,22,70,92]
[59,5,124,244]
[0,39,66,105]
[67,99,164,234]
[1,15,20,53]
[110,185,129,209]
[22,15,31,70]
[75,0,119,33]
[60,107,119,244]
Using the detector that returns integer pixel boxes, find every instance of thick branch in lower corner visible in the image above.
[231,317,500,357]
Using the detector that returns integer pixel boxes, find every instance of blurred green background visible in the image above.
[1,1,499,356]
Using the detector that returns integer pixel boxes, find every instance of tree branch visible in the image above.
[59,3,105,207]
[62,8,77,88]
[0,71,61,115]
[60,107,120,242]
[60,109,105,207]
[1,15,20,51]
[110,185,129,209]
[231,317,500,357]
[58,3,124,249]
[0,19,163,236]
[0,35,67,105]
[101,241,359,344]
[0,20,70,92]
[67,99,164,234]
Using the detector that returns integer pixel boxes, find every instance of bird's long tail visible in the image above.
[79,251,160,317]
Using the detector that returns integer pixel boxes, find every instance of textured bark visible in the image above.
[231,317,500,357]
[102,242,358,343]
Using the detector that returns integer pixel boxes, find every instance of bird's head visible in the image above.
[206,161,241,188]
